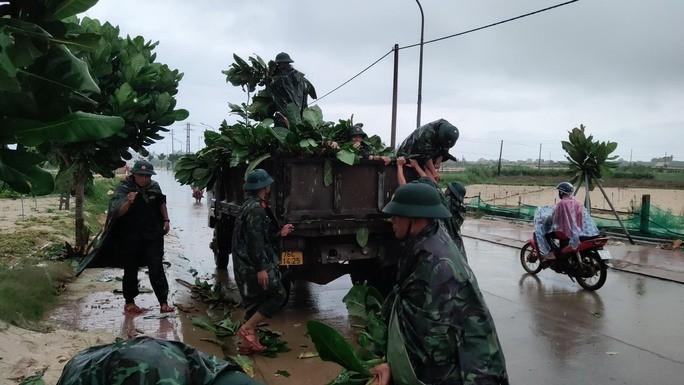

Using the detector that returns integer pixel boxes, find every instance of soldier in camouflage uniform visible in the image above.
[232,169,294,354]
[397,119,459,181]
[396,157,466,259]
[348,123,392,165]
[265,52,317,115]
[446,181,468,259]
[370,183,508,385]
[56,336,263,385]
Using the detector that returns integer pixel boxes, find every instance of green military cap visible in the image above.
[447,181,467,202]
[243,169,274,191]
[350,123,367,138]
[275,52,294,63]
[437,120,459,149]
[383,183,451,219]
[131,160,156,175]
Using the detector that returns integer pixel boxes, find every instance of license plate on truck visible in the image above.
[598,249,611,260]
[281,251,303,266]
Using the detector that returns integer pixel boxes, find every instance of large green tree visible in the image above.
[41,18,188,251]
[0,0,124,196]
[562,124,633,243]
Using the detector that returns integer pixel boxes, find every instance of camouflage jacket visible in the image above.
[386,222,508,385]
[397,119,456,162]
[56,336,247,385]
[231,195,281,292]
[267,67,317,114]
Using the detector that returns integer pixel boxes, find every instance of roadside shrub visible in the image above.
[0,263,72,325]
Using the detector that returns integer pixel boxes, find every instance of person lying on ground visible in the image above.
[56,336,263,385]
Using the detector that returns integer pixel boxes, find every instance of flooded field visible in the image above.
[466,184,684,214]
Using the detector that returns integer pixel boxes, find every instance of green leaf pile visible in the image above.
[174,53,394,189]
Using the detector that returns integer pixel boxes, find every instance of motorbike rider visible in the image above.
[545,182,584,259]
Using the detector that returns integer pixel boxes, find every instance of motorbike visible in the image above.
[520,233,610,291]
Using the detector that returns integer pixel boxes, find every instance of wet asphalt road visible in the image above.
[52,171,684,384]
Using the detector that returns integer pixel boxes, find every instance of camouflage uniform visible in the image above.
[397,119,458,163]
[56,336,261,385]
[412,178,467,259]
[266,53,317,114]
[231,194,287,319]
[385,222,508,385]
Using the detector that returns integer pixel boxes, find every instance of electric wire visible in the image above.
[399,0,580,50]
[312,0,580,103]
[311,49,394,104]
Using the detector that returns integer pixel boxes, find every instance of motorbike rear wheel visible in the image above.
[576,251,607,291]
[520,242,543,274]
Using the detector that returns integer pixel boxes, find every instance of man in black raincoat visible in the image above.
[93,160,174,314]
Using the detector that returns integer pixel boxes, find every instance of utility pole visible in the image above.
[171,129,174,154]
[497,140,503,176]
[390,43,399,149]
[414,0,425,129]
[186,123,191,154]
[629,148,633,165]
[538,143,542,170]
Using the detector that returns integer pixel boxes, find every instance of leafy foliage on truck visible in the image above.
[175,54,394,190]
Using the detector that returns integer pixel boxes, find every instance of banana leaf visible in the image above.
[306,320,369,375]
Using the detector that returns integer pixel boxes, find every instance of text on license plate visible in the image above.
[598,249,611,260]
[281,251,304,266]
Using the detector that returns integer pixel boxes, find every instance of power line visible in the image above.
[312,0,580,103]
[400,0,580,50]
[312,49,394,103]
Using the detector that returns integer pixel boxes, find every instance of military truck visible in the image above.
[208,156,399,293]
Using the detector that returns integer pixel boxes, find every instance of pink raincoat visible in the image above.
[553,196,584,248]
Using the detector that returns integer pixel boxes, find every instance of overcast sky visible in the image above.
[83,0,683,162]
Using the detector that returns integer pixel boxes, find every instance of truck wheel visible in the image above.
[350,259,395,297]
[213,220,231,270]
[280,276,291,307]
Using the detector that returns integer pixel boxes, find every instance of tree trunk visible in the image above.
[584,173,592,213]
[73,163,89,254]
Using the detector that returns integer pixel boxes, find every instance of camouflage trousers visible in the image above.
[236,266,287,319]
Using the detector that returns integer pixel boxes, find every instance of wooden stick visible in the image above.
[594,177,635,244]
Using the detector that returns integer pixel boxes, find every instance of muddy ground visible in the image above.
[2,171,684,385]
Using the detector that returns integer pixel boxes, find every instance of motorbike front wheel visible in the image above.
[520,242,543,274]
[576,251,607,291]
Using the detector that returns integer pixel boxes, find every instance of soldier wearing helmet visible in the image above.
[99,160,174,315]
[231,169,294,354]
[397,119,459,181]
[345,123,392,165]
[369,183,508,385]
[266,52,317,115]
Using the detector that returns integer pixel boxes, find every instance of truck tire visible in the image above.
[350,259,395,297]
[213,218,232,270]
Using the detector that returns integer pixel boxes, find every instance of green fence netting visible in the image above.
[467,196,684,240]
